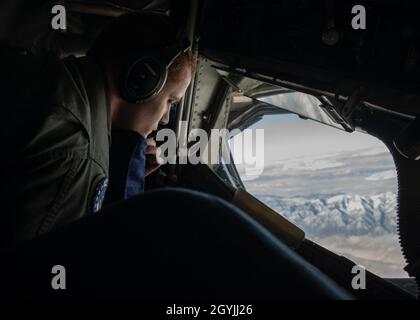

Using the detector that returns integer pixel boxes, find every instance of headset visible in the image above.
[119,39,191,104]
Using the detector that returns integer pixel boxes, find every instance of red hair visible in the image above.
[168,50,198,81]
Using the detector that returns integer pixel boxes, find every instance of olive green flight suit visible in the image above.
[0,51,111,247]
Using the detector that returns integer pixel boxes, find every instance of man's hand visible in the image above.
[144,138,161,177]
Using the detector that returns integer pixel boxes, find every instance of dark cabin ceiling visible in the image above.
[0,0,180,56]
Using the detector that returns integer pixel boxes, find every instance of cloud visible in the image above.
[247,114,388,166]
[366,170,397,181]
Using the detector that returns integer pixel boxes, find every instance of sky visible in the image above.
[235,113,388,167]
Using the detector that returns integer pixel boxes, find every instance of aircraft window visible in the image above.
[228,112,408,278]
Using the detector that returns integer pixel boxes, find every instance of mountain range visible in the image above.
[241,146,408,277]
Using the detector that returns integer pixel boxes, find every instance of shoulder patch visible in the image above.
[91,178,108,214]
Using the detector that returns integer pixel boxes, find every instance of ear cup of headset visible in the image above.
[120,56,167,104]
[119,39,191,104]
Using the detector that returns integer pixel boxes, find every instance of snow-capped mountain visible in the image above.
[240,142,407,277]
[256,192,398,239]
[243,147,400,239]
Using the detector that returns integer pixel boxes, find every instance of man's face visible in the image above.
[112,65,192,137]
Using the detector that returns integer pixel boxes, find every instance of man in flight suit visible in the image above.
[0,13,195,248]
[0,11,351,302]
